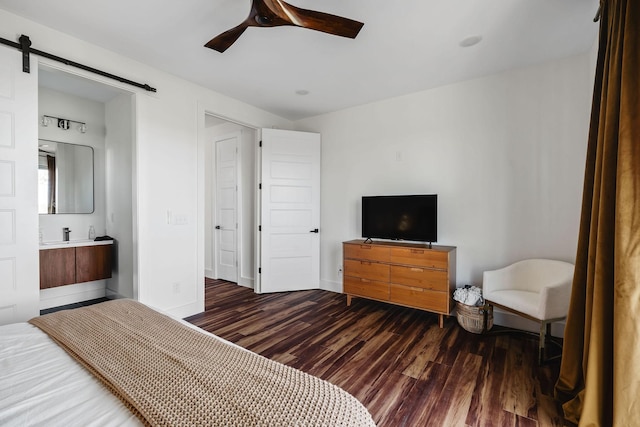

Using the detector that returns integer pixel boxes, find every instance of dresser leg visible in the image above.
[439,314,444,328]
[346,295,352,306]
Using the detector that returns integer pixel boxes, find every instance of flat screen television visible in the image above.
[362,194,437,244]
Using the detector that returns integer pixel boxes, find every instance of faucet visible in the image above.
[63,227,71,242]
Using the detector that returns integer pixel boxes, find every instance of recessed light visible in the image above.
[295,89,310,96]
[459,35,482,48]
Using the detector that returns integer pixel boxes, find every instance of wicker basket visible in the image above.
[456,301,493,334]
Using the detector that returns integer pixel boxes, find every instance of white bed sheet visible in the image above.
[0,313,251,427]
[0,322,142,426]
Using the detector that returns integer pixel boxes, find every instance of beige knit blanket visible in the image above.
[29,299,376,427]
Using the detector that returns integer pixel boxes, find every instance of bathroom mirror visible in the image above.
[38,140,94,214]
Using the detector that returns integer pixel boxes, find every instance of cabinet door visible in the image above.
[40,248,76,289]
[76,245,112,283]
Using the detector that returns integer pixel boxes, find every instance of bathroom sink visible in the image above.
[40,239,109,249]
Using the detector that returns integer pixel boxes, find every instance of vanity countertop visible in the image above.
[39,239,114,250]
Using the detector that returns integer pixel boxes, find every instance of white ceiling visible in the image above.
[0,0,599,121]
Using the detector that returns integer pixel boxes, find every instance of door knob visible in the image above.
[310,228,319,233]
[215,225,221,229]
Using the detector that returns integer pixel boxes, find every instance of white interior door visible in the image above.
[215,134,238,282]
[0,47,40,324]
[259,128,320,293]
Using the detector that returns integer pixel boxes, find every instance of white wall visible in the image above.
[38,86,109,309]
[105,93,135,299]
[3,8,596,323]
[1,8,291,318]
[294,53,595,310]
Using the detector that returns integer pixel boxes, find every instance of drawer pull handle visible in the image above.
[410,267,424,272]
[361,278,370,283]
[411,249,424,254]
[360,245,372,250]
[361,261,371,265]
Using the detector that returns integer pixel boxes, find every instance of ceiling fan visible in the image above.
[205,0,364,53]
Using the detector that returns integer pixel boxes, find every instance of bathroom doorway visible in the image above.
[37,64,136,310]
[204,115,257,289]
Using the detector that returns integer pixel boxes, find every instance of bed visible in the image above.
[0,299,376,426]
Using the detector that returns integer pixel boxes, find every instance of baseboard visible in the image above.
[320,279,342,294]
[40,282,107,310]
[237,274,254,289]
[105,289,126,299]
[204,269,215,279]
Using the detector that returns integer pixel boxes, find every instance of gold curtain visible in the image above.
[47,154,56,214]
[555,0,640,425]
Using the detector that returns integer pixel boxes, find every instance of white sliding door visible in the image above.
[0,46,39,324]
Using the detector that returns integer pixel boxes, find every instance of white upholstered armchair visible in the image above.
[482,259,574,364]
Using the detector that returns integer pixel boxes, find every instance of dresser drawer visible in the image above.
[344,243,390,263]
[390,284,449,313]
[390,265,449,291]
[344,276,390,301]
[390,247,449,270]
[344,259,390,282]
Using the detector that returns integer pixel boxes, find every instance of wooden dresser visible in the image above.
[343,239,456,327]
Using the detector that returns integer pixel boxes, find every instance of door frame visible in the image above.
[201,113,261,289]
[36,60,140,304]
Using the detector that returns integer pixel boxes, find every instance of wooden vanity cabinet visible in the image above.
[40,243,113,289]
[343,239,456,328]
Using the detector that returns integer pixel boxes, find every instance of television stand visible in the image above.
[343,239,456,328]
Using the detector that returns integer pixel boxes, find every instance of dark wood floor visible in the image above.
[185,279,564,427]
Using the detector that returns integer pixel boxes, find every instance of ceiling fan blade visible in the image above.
[282,3,364,39]
[205,23,250,53]
[204,0,364,53]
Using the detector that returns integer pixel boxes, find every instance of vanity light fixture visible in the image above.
[41,115,87,133]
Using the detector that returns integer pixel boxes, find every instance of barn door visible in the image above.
[0,47,40,324]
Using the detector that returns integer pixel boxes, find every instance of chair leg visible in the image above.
[538,321,557,364]
[538,321,547,365]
